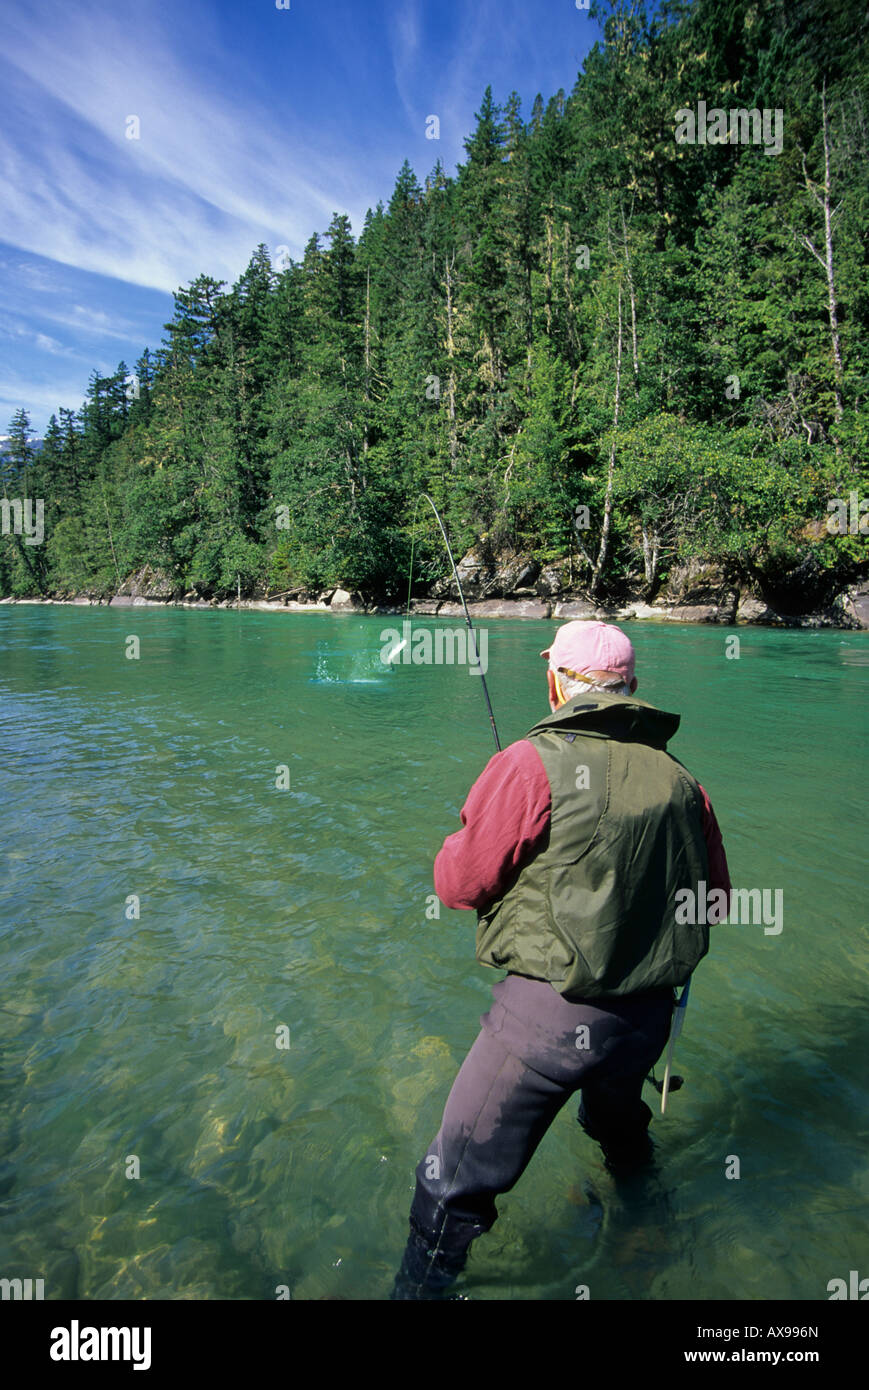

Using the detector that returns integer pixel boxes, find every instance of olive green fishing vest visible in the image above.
[475,691,710,999]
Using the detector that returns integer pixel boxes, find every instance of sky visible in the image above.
[0,0,602,434]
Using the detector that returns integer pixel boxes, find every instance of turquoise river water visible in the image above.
[0,605,866,1300]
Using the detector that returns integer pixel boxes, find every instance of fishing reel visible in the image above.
[646,1069,684,1095]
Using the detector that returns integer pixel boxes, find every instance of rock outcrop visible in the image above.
[115,566,178,601]
[432,546,540,600]
[842,582,869,629]
[438,598,551,620]
[330,588,364,611]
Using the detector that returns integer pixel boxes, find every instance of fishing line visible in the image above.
[402,492,501,752]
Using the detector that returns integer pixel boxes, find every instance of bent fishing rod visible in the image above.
[406,493,501,752]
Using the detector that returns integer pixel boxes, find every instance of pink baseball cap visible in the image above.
[540,621,636,684]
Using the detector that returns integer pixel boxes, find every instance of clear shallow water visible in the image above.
[0,606,866,1300]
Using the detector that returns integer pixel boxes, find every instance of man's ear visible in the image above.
[547,669,559,710]
[629,677,638,694]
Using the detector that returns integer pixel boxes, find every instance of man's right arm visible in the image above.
[433,741,551,913]
[696,782,731,923]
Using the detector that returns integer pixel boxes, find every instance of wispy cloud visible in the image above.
[0,0,596,432]
[0,0,382,293]
[0,374,91,420]
[35,305,147,344]
[385,0,550,168]
[32,332,68,356]
[389,0,424,132]
[0,321,68,358]
[5,259,59,293]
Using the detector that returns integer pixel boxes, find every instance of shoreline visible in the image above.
[1,592,866,629]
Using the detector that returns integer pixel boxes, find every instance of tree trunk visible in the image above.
[590,284,623,599]
[102,488,122,585]
[799,82,844,423]
[544,204,553,337]
[363,266,370,458]
[445,254,458,469]
[641,521,660,592]
[563,220,580,358]
[621,204,640,394]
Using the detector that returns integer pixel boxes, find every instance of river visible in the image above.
[0,605,866,1299]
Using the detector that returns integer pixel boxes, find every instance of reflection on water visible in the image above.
[0,607,866,1300]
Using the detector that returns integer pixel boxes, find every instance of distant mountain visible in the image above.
[0,436,45,455]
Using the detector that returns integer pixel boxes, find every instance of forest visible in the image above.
[1,0,867,613]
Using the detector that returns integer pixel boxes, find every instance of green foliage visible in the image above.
[4,0,867,606]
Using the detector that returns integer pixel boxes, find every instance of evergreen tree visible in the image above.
[4,0,867,609]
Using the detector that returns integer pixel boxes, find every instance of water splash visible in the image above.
[311,643,391,686]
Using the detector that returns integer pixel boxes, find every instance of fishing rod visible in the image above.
[404,492,501,752]
[660,981,690,1113]
[647,981,690,1113]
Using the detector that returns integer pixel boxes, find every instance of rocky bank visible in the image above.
[3,555,868,629]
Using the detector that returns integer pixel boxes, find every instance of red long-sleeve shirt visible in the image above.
[434,738,731,916]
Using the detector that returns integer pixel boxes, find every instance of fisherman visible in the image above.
[392,620,731,1299]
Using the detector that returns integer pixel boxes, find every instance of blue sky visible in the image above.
[0,0,601,434]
